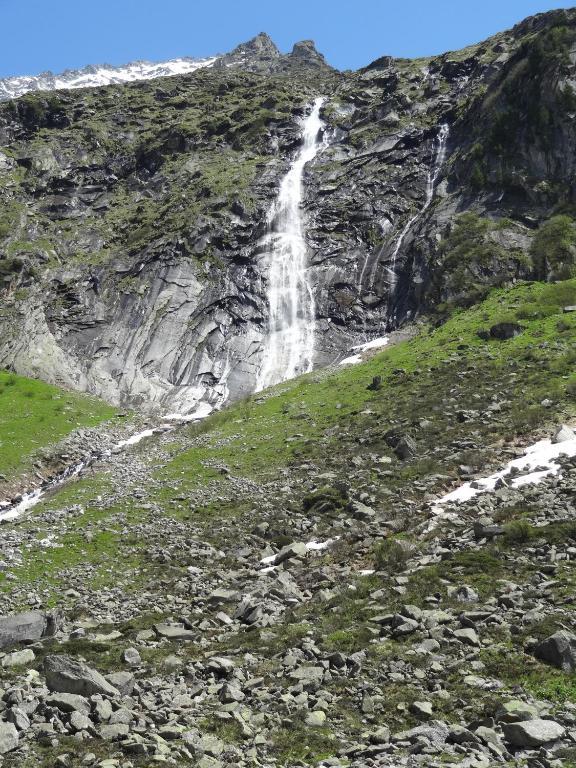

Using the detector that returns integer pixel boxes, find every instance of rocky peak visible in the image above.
[214,33,333,74]
[229,31,281,59]
[213,32,281,72]
[288,39,330,69]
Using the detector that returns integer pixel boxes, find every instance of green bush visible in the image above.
[503,519,534,545]
[374,538,411,573]
[531,215,576,280]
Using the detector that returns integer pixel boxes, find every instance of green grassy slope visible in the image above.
[0,370,116,481]
[6,278,576,597]
[160,278,576,490]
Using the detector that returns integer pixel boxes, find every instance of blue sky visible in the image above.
[0,0,573,78]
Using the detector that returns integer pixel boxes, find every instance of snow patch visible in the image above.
[0,57,218,101]
[0,404,216,522]
[165,402,214,422]
[114,428,159,450]
[260,565,277,574]
[340,336,389,366]
[306,538,337,551]
[432,430,576,513]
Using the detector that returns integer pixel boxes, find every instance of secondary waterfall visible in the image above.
[256,97,326,391]
[388,123,449,288]
[367,124,450,293]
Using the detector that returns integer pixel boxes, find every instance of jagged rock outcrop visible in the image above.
[214,32,332,74]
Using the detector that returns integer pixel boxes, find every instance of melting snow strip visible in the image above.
[259,538,339,565]
[431,428,576,514]
[340,336,389,366]
[0,406,215,522]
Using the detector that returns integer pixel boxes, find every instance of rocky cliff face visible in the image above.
[0,10,575,412]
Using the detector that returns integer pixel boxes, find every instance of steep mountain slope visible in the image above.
[1,12,575,413]
[0,37,338,413]
[0,278,575,766]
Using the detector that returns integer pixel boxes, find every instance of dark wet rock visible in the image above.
[489,322,524,340]
[385,430,417,460]
[534,630,576,672]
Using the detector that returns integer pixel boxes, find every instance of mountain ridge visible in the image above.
[0,55,220,102]
[0,32,333,103]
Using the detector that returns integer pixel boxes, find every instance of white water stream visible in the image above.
[256,97,327,390]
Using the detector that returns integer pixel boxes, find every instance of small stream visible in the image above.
[0,408,211,523]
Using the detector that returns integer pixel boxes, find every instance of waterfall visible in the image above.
[388,123,449,288]
[366,124,450,294]
[256,97,326,391]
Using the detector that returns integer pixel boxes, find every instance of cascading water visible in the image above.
[366,124,450,294]
[256,97,326,391]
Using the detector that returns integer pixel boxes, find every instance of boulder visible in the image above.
[473,517,504,540]
[451,585,479,603]
[1,648,35,667]
[410,701,433,719]
[0,610,58,649]
[475,725,505,752]
[218,683,244,703]
[105,671,135,696]
[489,322,524,340]
[306,710,327,726]
[273,541,308,565]
[154,624,195,641]
[99,723,130,741]
[45,692,91,714]
[496,699,539,723]
[69,711,92,732]
[384,430,417,460]
[534,631,576,672]
[393,721,449,747]
[0,722,18,754]
[552,424,576,444]
[121,647,141,666]
[502,719,565,747]
[289,666,324,683]
[453,628,480,647]
[44,655,120,697]
[6,707,30,732]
